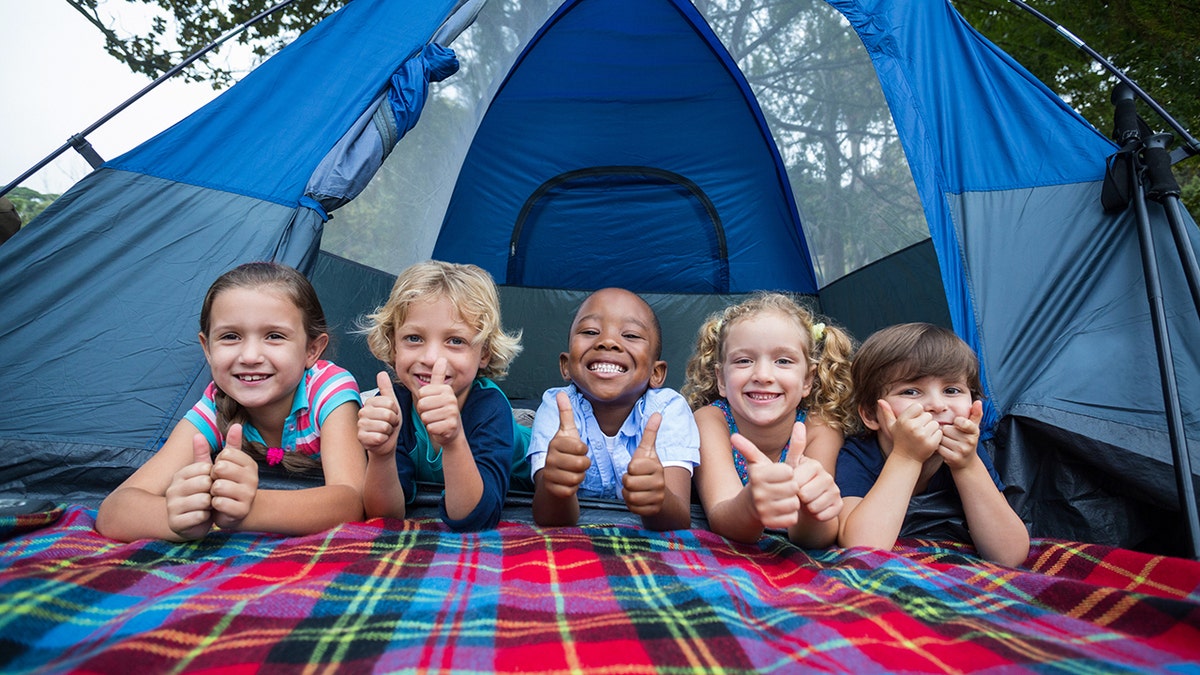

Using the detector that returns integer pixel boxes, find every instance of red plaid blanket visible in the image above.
[1,506,1197,673]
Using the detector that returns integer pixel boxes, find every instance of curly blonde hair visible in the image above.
[682,292,856,432]
[363,260,522,380]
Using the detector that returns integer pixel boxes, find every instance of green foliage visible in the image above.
[6,187,60,224]
[65,0,346,87]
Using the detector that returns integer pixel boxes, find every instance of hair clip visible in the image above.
[810,322,826,343]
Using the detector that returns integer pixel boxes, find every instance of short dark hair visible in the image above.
[850,322,982,416]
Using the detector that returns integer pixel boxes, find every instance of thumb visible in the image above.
[635,412,662,460]
[784,421,808,468]
[192,433,213,466]
[878,399,898,427]
[375,370,398,401]
[555,391,578,436]
[969,399,984,425]
[429,357,448,388]
[730,433,769,465]
[225,423,244,453]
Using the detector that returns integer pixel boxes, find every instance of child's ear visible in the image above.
[198,332,211,362]
[306,333,330,368]
[649,360,668,389]
[802,363,816,398]
[715,365,726,398]
[859,402,882,431]
[559,352,571,381]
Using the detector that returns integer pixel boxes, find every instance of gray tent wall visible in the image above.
[0,0,1197,552]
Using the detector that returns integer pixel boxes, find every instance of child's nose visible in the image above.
[239,341,264,363]
[752,361,775,382]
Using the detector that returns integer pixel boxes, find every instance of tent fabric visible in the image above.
[0,0,1197,551]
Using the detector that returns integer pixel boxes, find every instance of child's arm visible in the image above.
[417,359,485,521]
[838,401,939,549]
[360,371,407,519]
[221,403,366,535]
[96,419,215,542]
[532,391,589,527]
[622,413,691,531]
[940,401,1030,566]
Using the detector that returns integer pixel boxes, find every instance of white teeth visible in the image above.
[589,362,626,374]
[747,392,779,401]
[238,375,269,382]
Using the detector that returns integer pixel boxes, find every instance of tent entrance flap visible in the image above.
[507,166,729,293]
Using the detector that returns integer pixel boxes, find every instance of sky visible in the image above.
[0,2,222,195]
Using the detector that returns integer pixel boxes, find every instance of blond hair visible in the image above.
[363,260,522,380]
[682,292,855,432]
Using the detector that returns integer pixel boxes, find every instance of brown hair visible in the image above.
[850,322,982,432]
[363,260,522,380]
[682,292,856,432]
[200,261,327,474]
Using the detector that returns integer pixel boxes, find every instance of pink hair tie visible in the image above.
[266,447,285,466]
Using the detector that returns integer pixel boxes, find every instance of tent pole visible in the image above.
[1006,0,1200,164]
[1109,85,1200,560]
[0,0,300,200]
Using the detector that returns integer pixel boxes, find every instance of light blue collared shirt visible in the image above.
[527,384,700,500]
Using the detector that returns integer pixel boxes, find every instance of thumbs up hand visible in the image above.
[165,432,215,540]
[784,422,842,522]
[622,412,665,516]
[938,400,984,470]
[210,423,259,530]
[359,371,403,458]
[731,432,802,530]
[542,391,591,499]
[416,358,463,449]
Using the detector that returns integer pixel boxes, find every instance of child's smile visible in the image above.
[200,286,323,429]
[560,288,666,431]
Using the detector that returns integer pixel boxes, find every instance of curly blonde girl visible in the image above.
[682,292,855,432]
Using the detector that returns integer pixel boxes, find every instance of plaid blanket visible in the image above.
[1,506,1197,673]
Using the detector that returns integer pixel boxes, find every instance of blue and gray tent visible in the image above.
[1,0,1197,551]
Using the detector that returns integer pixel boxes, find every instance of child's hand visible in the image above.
[621,412,665,517]
[786,422,842,522]
[165,433,215,540]
[938,400,984,470]
[416,358,463,449]
[731,431,802,530]
[359,371,402,457]
[879,399,941,462]
[542,391,591,499]
[210,424,259,530]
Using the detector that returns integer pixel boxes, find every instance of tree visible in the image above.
[65,0,345,87]
[6,187,60,224]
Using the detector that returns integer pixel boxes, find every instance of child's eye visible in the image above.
[401,334,422,344]
[218,332,240,342]
[447,336,467,347]
[623,332,643,341]
[266,332,286,340]
[945,386,966,395]
[775,358,795,366]
[732,357,753,366]
[900,388,920,396]
[578,328,599,337]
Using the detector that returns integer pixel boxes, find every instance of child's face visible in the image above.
[863,374,975,436]
[559,288,666,411]
[391,295,488,406]
[199,286,326,426]
[717,311,814,432]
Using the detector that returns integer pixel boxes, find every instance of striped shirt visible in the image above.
[184,360,361,460]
